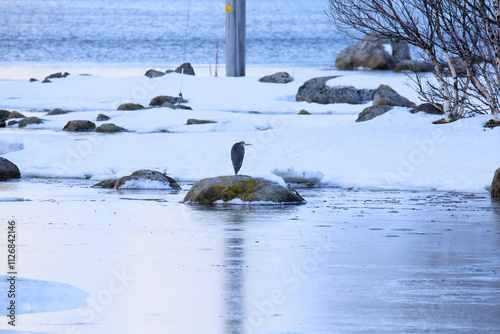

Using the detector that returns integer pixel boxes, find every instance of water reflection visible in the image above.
[187,204,298,334]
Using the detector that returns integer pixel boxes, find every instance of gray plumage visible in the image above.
[231,141,247,175]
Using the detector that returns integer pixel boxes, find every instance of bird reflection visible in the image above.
[223,210,247,334]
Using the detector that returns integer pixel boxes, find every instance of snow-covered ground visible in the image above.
[1,67,499,193]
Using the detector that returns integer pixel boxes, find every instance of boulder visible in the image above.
[150,95,187,107]
[258,72,294,84]
[19,117,44,128]
[7,111,26,119]
[46,108,72,115]
[410,103,444,115]
[145,69,165,78]
[94,170,181,190]
[356,105,394,122]
[0,157,21,180]
[183,175,306,204]
[95,123,128,133]
[296,76,375,104]
[0,109,11,120]
[175,62,195,75]
[335,35,402,70]
[394,60,434,73]
[373,85,416,108]
[298,110,311,115]
[117,103,144,111]
[186,119,217,125]
[63,120,96,131]
[7,120,19,126]
[96,114,111,121]
[491,168,500,198]
[0,121,5,128]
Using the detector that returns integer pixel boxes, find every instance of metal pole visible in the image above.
[225,0,246,77]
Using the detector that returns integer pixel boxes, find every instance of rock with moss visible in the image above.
[19,117,44,128]
[183,175,306,204]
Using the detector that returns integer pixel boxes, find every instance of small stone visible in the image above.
[63,120,96,131]
[150,95,187,107]
[258,72,294,84]
[145,69,165,78]
[117,103,144,111]
[0,110,11,119]
[356,105,394,122]
[95,123,128,133]
[484,119,500,129]
[19,117,44,128]
[491,168,500,198]
[29,78,38,82]
[298,110,311,115]
[410,103,444,115]
[46,108,72,116]
[96,114,111,121]
[7,111,26,119]
[373,84,416,108]
[186,119,217,125]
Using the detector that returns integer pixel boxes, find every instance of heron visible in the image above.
[231,141,252,175]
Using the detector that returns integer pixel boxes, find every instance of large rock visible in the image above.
[183,175,306,204]
[373,85,416,108]
[175,62,195,75]
[0,157,21,180]
[356,105,394,122]
[19,117,44,128]
[258,72,294,84]
[63,120,96,131]
[491,168,500,198]
[296,76,375,104]
[95,123,128,133]
[93,170,181,190]
[117,103,144,111]
[149,95,187,107]
[335,35,404,70]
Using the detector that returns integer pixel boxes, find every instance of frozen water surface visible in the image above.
[1,179,499,333]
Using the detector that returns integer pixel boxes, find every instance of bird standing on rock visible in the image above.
[231,141,252,175]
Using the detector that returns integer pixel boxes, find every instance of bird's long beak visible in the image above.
[243,143,252,146]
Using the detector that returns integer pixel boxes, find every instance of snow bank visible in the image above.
[0,67,498,193]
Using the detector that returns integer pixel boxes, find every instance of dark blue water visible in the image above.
[0,0,351,66]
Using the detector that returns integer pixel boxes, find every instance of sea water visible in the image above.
[0,0,351,67]
[0,179,499,333]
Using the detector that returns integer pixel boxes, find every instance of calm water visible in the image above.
[0,0,351,66]
[1,179,499,333]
